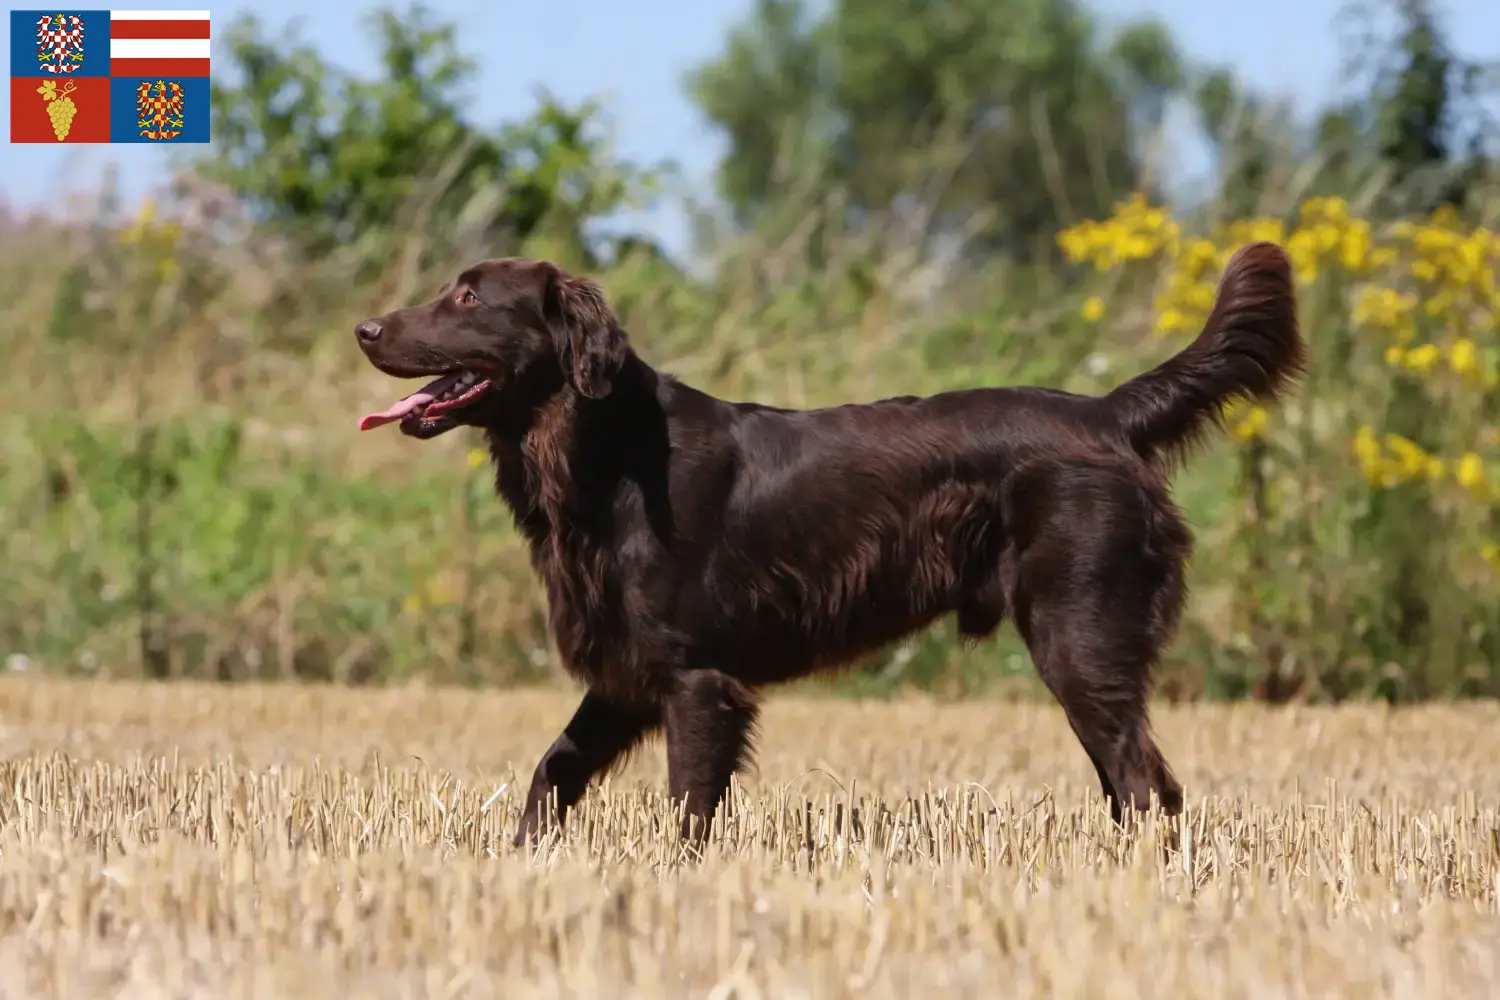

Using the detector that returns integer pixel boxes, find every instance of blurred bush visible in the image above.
[2,0,1498,700]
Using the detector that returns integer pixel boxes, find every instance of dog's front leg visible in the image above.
[513,689,661,847]
[664,669,759,844]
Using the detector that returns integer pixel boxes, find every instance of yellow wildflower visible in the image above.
[1230,405,1268,442]
[1384,434,1429,480]
[1154,308,1186,336]
[118,196,157,246]
[1402,344,1440,374]
[1352,426,1382,483]
[424,577,456,606]
[1338,220,1374,272]
[1449,338,1477,376]
[1456,453,1485,490]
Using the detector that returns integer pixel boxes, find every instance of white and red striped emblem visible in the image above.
[109,9,210,78]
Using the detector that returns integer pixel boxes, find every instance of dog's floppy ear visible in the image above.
[542,266,626,399]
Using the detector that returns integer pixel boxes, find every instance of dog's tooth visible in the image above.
[460,371,477,385]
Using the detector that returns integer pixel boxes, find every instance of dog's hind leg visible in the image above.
[1006,461,1189,825]
[663,669,759,844]
[513,690,662,847]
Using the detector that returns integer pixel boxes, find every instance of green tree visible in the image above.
[685,0,837,228]
[1286,0,1499,216]
[204,4,665,269]
[1360,0,1496,211]
[1110,20,1185,137]
[687,0,1190,259]
[1190,68,1300,219]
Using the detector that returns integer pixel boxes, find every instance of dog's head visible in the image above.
[354,257,627,439]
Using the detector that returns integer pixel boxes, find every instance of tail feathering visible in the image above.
[1104,240,1308,466]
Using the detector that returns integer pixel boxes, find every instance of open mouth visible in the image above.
[359,370,494,435]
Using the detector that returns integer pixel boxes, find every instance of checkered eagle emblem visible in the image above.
[35,13,85,74]
[135,80,185,141]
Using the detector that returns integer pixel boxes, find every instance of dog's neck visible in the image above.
[482,350,660,543]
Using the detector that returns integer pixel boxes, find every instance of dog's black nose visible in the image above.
[355,320,383,345]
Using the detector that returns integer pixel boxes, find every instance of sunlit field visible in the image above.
[7,2,1500,996]
[0,677,1495,998]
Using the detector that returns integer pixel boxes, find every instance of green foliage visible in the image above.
[205,4,667,269]
[4,412,539,684]
[1187,0,1499,220]
[685,0,837,228]
[687,0,1185,257]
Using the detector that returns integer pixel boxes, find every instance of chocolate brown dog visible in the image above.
[354,243,1305,844]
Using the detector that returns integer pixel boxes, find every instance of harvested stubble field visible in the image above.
[0,678,1496,999]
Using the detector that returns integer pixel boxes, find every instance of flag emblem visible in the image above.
[35,13,85,74]
[9,10,209,144]
[36,78,79,140]
[134,78,184,141]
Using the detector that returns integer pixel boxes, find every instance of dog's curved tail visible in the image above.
[1101,240,1307,468]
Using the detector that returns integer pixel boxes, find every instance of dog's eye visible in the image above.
[457,288,478,306]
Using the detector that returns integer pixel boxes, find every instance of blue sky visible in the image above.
[3,0,1497,254]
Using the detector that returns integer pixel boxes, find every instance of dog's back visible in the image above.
[599,242,1304,692]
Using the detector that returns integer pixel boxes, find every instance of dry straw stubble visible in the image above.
[0,678,1495,998]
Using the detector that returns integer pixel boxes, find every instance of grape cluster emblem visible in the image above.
[36,80,78,142]
[34,13,85,75]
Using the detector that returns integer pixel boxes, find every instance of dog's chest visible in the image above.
[530,533,636,687]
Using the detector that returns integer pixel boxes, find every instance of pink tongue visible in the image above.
[359,374,462,431]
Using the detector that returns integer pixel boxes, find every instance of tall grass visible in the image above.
[3,166,1499,698]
